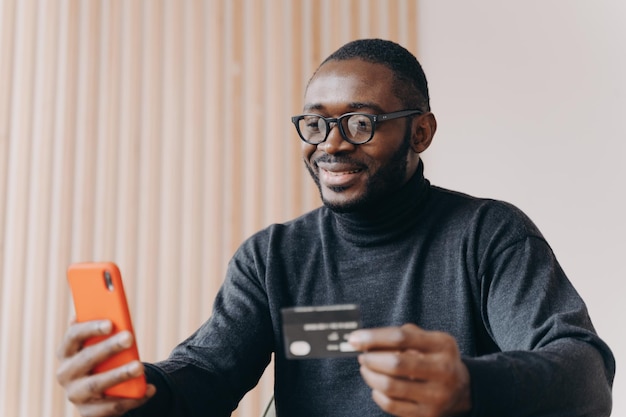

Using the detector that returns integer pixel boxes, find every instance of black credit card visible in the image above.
[281,304,361,359]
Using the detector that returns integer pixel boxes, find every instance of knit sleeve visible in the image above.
[463,203,615,416]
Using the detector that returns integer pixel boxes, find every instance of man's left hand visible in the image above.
[348,323,471,417]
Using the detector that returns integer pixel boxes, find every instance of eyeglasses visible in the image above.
[291,109,423,145]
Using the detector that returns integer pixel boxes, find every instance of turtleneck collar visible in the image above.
[329,160,431,246]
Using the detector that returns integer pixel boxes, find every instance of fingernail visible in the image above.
[128,360,142,375]
[118,331,133,348]
[146,384,157,397]
[99,320,112,334]
[348,331,365,345]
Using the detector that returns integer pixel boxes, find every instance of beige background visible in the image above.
[1,1,623,416]
[419,1,625,416]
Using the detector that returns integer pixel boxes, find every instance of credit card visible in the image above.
[281,304,361,359]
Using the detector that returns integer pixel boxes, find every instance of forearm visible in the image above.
[127,361,240,417]
[463,339,614,417]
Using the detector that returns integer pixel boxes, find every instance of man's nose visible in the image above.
[318,123,355,154]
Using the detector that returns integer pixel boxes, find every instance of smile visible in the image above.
[323,168,362,175]
[318,166,364,188]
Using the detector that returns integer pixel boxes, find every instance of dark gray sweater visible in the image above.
[135,163,615,416]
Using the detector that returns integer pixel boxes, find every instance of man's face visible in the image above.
[301,59,420,212]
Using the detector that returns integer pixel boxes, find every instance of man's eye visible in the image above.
[347,116,372,135]
[303,118,321,131]
[355,120,369,130]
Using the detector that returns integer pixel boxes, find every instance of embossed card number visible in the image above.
[281,304,362,359]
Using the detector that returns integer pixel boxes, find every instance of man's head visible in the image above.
[315,38,431,113]
[298,39,437,212]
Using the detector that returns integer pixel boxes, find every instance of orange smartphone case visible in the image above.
[67,262,147,398]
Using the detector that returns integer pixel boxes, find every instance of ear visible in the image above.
[410,112,437,153]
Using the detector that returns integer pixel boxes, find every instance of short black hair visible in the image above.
[315,38,430,111]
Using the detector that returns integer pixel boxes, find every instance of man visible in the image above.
[57,39,615,417]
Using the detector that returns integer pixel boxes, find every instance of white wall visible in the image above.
[418,1,625,415]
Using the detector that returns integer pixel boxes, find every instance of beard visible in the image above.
[305,125,412,213]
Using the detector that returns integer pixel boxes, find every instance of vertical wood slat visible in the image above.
[202,0,225,322]
[49,1,80,415]
[39,0,69,414]
[179,0,205,343]
[0,1,420,416]
[1,1,36,416]
[0,2,16,288]
[115,0,142,292]
[242,0,262,236]
[157,0,184,358]
[135,0,163,363]
[19,0,60,414]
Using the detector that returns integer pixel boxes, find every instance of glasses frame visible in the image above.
[291,109,423,145]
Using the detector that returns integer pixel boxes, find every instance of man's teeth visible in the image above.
[327,169,360,175]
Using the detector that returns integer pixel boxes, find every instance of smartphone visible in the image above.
[67,261,147,398]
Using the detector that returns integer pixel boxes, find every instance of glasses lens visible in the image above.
[343,114,373,143]
[299,115,326,144]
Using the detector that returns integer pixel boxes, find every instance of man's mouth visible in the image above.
[322,168,362,176]
[317,166,364,187]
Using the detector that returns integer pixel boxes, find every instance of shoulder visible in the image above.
[432,185,541,229]
[426,186,560,284]
[427,185,547,250]
[261,206,329,238]
[234,206,330,256]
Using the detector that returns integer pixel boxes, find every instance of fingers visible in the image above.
[359,363,451,407]
[57,320,113,359]
[74,384,156,417]
[369,389,435,417]
[348,324,460,384]
[350,324,472,416]
[359,354,471,417]
[66,360,144,404]
[57,328,134,385]
[349,323,455,354]
[358,349,448,382]
[56,320,154,416]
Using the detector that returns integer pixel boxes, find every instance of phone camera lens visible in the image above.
[104,271,115,291]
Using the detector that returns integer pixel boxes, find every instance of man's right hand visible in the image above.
[56,320,156,417]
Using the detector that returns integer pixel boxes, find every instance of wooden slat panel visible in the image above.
[201,0,225,322]
[157,0,184,357]
[179,0,205,342]
[47,1,81,415]
[0,0,36,414]
[38,1,73,414]
[18,0,60,414]
[0,1,420,416]
[135,0,164,363]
